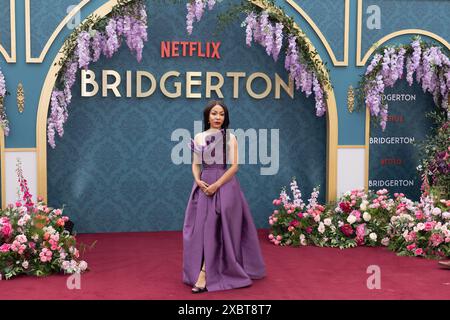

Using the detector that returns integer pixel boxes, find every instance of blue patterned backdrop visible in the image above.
[47,0,326,233]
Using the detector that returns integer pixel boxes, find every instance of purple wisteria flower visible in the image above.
[91,31,104,62]
[0,67,9,136]
[0,68,5,97]
[48,1,149,148]
[194,0,205,22]
[313,75,326,117]
[103,19,120,58]
[364,37,450,130]
[76,31,91,70]
[186,0,217,35]
[272,22,284,62]
[244,12,257,47]
[406,39,422,85]
[186,3,195,35]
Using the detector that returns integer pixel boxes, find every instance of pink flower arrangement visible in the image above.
[0,159,89,279]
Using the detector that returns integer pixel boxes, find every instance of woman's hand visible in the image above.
[196,180,209,192]
[204,183,219,196]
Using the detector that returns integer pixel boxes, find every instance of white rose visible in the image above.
[381,237,390,246]
[363,212,371,222]
[442,212,450,220]
[22,261,29,269]
[417,223,425,231]
[369,233,377,241]
[360,200,369,211]
[347,215,357,225]
[318,222,325,234]
[338,221,344,227]
[402,230,409,239]
[314,215,321,223]
[62,261,70,270]
[324,218,332,226]
[432,207,442,216]
[79,261,88,272]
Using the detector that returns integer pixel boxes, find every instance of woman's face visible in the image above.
[209,105,225,129]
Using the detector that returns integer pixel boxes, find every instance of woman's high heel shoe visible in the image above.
[191,285,208,293]
[192,269,207,293]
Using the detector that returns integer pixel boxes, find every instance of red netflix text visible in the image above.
[161,41,221,59]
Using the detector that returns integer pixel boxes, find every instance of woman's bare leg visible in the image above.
[194,261,206,288]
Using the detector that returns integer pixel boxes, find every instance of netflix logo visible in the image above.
[161,41,221,59]
[387,115,404,123]
[380,158,403,166]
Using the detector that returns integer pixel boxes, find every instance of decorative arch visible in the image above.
[362,34,450,194]
[357,29,450,67]
[36,0,338,203]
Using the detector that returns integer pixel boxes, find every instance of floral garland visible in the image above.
[0,66,9,136]
[185,0,330,117]
[360,36,450,131]
[269,177,450,259]
[48,0,148,148]
[0,159,88,279]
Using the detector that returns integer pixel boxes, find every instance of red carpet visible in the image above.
[1,230,449,300]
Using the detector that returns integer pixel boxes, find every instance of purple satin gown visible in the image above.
[182,129,266,292]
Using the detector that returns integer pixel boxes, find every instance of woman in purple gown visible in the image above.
[183,100,266,293]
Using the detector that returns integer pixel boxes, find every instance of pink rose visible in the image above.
[1,223,13,238]
[274,240,280,246]
[351,210,362,221]
[268,234,274,240]
[356,223,366,238]
[15,201,22,207]
[297,213,304,219]
[0,243,11,252]
[306,227,313,234]
[276,235,282,241]
[415,210,424,220]
[290,220,299,228]
[269,219,274,225]
[406,243,416,251]
[424,222,435,232]
[414,248,424,256]
[273,210,279,215]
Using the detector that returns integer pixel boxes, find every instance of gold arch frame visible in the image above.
[25,0,90,63]
[36,0,338,203]
[286,0,349,67]
[356,0,450,66]
[0,0,17,63]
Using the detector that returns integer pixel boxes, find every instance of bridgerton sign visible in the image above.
[80,69,295,99]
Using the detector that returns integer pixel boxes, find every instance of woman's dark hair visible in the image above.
[203,100,230,166]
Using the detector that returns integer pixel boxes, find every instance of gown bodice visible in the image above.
[189,129,228,170]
